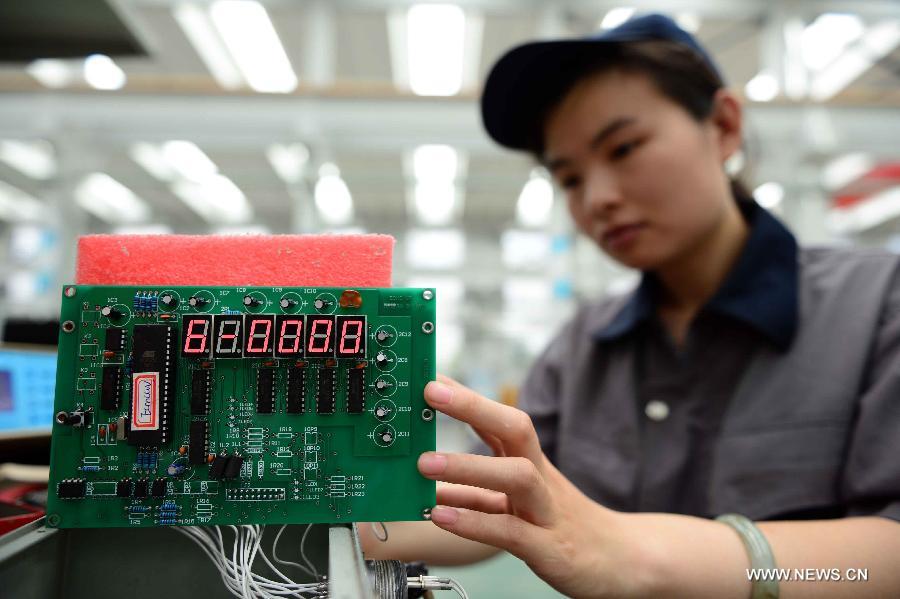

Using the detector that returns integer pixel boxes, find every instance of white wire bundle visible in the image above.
[174,524,326,599]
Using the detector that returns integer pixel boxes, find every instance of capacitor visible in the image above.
[380,431,394,444]
[178,445,187,455]
[100,306,122,319]
[314,298,327,310]
[166,463,186,477]
[375,352,388,367]
[188,296,207,308]
[160,294,177,308]
[243,295,259,307]
[280,298,297,309]
[375,379,390,391]
[376,329,392,343]
[375,406,390,419]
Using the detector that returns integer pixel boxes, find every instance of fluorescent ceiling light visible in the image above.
[502,230,552,269]
[75,173,151,224]
[83,54,126,90]
[516,172,554,227]
[410,145,460,225]
[822,153,874,190]
[314,163,354,226]
[0,140,57,180]
[162,140,218,182]
[413,182,456,226]
[600,8,635,30]
[9,225,51,262]
[267,143,309,184]
[407,4,466,96]
[209,0,298,93]
[130,143,178,182]
[7,271,44,304]
[827,186,900,234]
[112,224,174,235]
[753,182,785,209]
[173,3,244,90]
[26,59,79,88]
[0,181,45,222]
[745,71,779,102]
[801,13,865,72]
[412,144,457,182]
[809,20,900,101]
[171,174,252,224]
[405,228,465,270]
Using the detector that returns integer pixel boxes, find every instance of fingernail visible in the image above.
[430,505,459,525]
[418,452,447,476]
[427,382,452,406]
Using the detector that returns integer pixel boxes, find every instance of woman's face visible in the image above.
[543,70,738,271]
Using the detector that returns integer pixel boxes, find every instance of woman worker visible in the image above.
[362,14,900,598]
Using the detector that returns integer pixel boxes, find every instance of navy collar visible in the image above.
[594,200,799,351]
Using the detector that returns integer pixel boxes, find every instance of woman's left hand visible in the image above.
[418,376,648,599]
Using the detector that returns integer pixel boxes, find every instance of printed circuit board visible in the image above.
[47,285,436,528]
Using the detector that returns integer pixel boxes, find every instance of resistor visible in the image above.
[158,518,178,525]
[80,465,100,472]
[128,505,151,513]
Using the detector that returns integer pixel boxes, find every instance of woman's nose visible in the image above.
[582,168,622,214]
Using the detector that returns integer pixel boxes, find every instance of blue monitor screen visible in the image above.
[0,346,56,436]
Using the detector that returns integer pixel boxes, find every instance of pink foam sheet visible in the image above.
[76,234,394,287]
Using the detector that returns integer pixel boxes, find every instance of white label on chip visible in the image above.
[131,372,160,431]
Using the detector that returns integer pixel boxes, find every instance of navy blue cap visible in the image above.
[481,14,723,151]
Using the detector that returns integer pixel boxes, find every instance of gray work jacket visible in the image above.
[521,246,900,521]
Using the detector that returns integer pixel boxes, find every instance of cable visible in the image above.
[298,523,319,579]
[407,575,470,599]
[273,524,317,578]
[173,525,326,599]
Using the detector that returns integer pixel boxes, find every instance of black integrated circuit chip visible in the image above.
[128,325,176,447]
[57,479,86,499]
[116,479,132,498]
[100,365,122,411]
[286,368,305,414]
[191,368,211,415]
[151,479,167,498]
[256,368,275,414]
[133,479,148,498]
[316,368,336,414]
[209,454,228,480]
[223,455,244,479]
[189,420,208,466]
[347,367,365,414]
[105,327,126,352]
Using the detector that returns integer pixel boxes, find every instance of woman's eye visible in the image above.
[560,176,581,190]
[610,139,640,160]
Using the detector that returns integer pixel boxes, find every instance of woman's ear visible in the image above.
[709,89,743,163]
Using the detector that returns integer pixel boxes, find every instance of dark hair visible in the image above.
[530,40,751,200]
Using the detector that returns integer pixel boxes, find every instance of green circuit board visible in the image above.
[46,285,436,528]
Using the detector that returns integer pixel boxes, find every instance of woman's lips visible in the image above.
[602,223,646,250]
